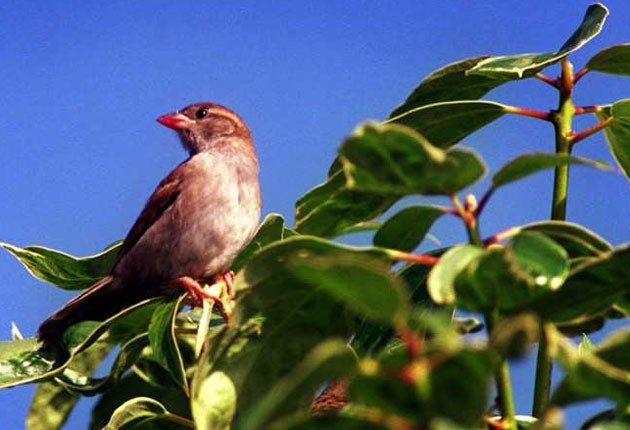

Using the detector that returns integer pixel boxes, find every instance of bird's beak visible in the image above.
[156,112,191,130]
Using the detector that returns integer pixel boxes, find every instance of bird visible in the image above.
[37,102,261,348]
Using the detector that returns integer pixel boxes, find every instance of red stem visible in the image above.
[570,117,613,145]
[535,73,558,88]
[506,106,553,121]
[573,67,589,84]
[574,105,603,115]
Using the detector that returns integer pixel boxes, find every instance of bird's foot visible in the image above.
[177,276,221,307]
[177,272,235,319]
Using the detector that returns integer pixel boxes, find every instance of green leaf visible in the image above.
[528,245,630,323]
[294,169,396,238]
[340,123,486,195]
[289,252,409,324]
[232,213,294,272]
[427,245,484,306]
[389,56,511,118]
[1,241,120,290]
[148,296,188,394]
[373,206,446,252]
[104,397,192,430]
[26,337,113,429]
[553,328,630,407]
[0,298,160,389]
[491,153,612,188]
[90,372,191,430]
[388,101,508,148]
[191,371,236,430]
[194,237,376,424]
[240,340,356,430]
[349,346,491,426]
[587,44,630,75]
[56,334,148,394]
[468,3,608,78]
[454,232,569,312]
[597,99,630,180]
[521,221,612,262]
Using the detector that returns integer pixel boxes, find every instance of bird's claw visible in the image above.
[176,273,235,319]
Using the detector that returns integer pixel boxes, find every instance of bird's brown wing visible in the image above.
[113,162,186,267]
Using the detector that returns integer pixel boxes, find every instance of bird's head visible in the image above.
[157,102,253,155]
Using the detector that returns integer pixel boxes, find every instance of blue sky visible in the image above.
[1,1,629,428]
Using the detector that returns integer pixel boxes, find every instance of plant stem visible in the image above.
[486,310,517,430]
[455,196,516,428]
[532,58,575,418]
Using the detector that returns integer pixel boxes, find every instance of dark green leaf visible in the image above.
[554,328,630,407]
[529,245,630,323]
[468,4,608,78]
[148,296,188,394]
[290,253,409,324]
[56,334,148,394]
[1,241,120,290]
[587,44,630,75]
[294,170,396,238]
[191,371,236,430]
[90,372,191,430]
[103,397,192,430]
[232,213,292,272]
[349,347,491,426]
[240,340,356,430]
[340,123,486,195]
[388,101,507,148]
[373,205,446,252]
[522,221,612,262]
[597,99,630,180]
[389,56,511,118]
[491,153,612,188]
[454,232,569,312]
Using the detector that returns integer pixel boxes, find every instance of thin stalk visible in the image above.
[533,58,575,417]
[454,195,516,428]
[486,310,517,430]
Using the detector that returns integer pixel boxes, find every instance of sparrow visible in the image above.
[38,102,261,347]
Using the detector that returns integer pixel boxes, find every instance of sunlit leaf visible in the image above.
[597,99,630,180]
[0,298,159,389]
[373,206,446,252]
[388,101,507,148]
[586,44,630,75]
[1,241,120,290]
[428,245,483,306]
[191,371,236,430]
[340,123,486,195]
[389,56,511,118]
[468,4,608,78]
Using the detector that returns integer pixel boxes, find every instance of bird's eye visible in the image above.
[195,108,208,119]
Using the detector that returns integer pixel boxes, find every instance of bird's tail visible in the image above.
[37,276,129,348]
